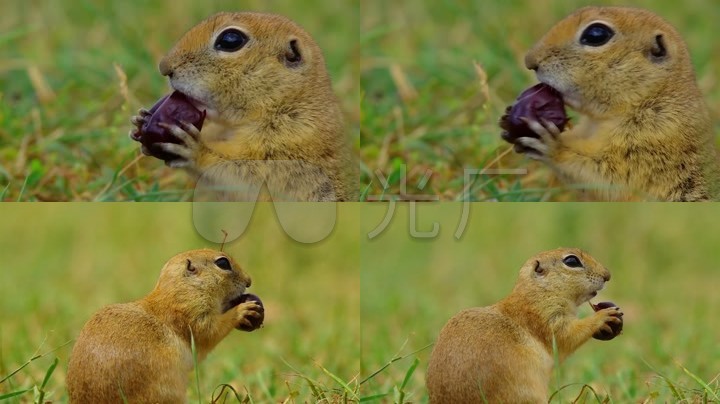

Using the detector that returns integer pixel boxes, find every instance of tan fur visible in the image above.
[519,7,719,201]
[426,248,622,403]
[140,12,356,201]
[66,249,261,403]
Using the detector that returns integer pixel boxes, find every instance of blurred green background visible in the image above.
[0,0,359,201]
[361,204,720,402]
[0,203,359,402]
[361,0,720,201]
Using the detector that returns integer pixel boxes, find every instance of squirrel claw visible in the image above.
[130,109,152,130]
[156,142,193,160]
[158,122,200,146]
[128,128,141,141]
[245,308,264,318]
[235,301,264,331]
[154,122,204,169]
[515,137,550,160]
[130,115,147,127]
[514,116,561,161]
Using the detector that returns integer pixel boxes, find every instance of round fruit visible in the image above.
[131,91,206,161]
[499,83,568,143]
[236,293,264,332]
[590,301,623,341]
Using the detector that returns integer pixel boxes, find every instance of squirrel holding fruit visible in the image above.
[130,12,356,201]
[66,249,264,403]
[500,6,720,201]
[426,248,623,403]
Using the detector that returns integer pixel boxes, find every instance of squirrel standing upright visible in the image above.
[426,248,622,403]
[66,249,263,403]
[130,12,356,201]
[505,6,720,201]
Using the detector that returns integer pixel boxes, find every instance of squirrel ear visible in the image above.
[283,39,303,68]
[648,34,668,62]
[533,260,546,276]
[186,259,197,275]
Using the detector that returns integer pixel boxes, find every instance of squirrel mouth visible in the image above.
[180,93,212,116]
[588,280,608,300]
[184,95,208,112]
[535,77,580,110]
[221,289,246,313]
[168,82,217,119]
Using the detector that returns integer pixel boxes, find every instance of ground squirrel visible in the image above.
[130,12,356,201]
[426,248,622,403]
[66,249,263,403]
[507,6,720,201]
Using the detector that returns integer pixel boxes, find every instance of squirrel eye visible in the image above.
[580,23,614,47]
[562,255,583,268]
[214,28,248,52]
[214,257,232,270]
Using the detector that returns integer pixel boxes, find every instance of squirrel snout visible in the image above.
[524,52,539,71]
[602,271,611,282]
[158,59,174,78]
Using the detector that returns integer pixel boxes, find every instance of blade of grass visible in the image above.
[0,389,33,399]
[360,341,433,385]
[641,358,686,401]
[676,361,720,401]
[359,393,388,402]
[190,327,201,404]
[0,340,72,384]
[399,357,419,390]
[40,357,58,389]
[316,363,359,401]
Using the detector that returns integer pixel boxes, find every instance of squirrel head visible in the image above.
[515,248,611,306]
[153,248,252,314]
[524,6,696,119]
[158,12,335,127]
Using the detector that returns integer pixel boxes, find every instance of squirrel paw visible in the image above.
[128,108,152,141]
[514,117,561,161]
[594,306,623,336]
[235,301,264,332]
[155,121,203,169]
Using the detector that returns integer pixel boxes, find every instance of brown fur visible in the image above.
[426,248,622,403]
[66,249,261,403]
[517,7,719,201]
[136,12,356,201]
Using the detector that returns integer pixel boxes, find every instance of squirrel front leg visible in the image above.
[233,301,264,332]
[513,118,602,184]
[551,306,623,361]
[153,122,264,200]
[155,121,211,172]
[190,301,263,357]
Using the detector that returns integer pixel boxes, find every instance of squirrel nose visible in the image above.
[525,52,539,71]
[245,276,252,288]
[603,271,611,282]
[158,58,174,77]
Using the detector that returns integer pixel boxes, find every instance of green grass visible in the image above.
[0,203,360,402]
[0,0,359,201]
[360,0,720,201]
[360,204,720,402]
